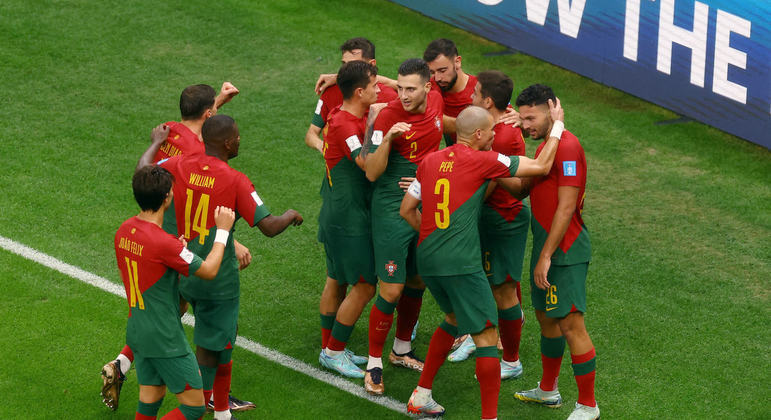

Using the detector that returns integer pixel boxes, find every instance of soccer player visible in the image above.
[512,84,599,420]
[137,116,303,420]
[360,58,443,394]
[423,38,476,146]
[447,71,529,379]
[101,82,254,413]
[116,165,235,420]
[304,37,398,152]
[400,104,564,419]
[154,82,240,161]
[316,61,380,378]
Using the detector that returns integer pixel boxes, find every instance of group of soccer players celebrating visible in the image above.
[310,38,598,420]
[102,35,598,420]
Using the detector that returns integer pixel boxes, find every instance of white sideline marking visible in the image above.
[0,235,406,414]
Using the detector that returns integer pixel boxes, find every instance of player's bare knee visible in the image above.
[444,313,458,326]
[492,282,517,308]
[195,346,218,368]
[471,326,498,348]
[378,281,403,303]
[405,275,425,289]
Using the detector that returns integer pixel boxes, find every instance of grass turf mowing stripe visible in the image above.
[0,234,406,415]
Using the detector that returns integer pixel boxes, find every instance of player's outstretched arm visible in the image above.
[533,186,579,290]
[365,122,410,181]
[194,206,236,280]
[214,82,239,111]
[256,209,303,238]
[512,98,565,177]
[304,124,324,153]
[399,180,422,231]
[135,124,170,172]
[376,75,397,90]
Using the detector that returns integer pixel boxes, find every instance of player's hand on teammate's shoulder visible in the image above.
[548,97,564,123]
[177,235,188,248]
[386,122,411,142]
[499,106,521,127]
[285,209,304,226]
[315,73,337,95]
[214,206,236,231]
[150,123,170,145]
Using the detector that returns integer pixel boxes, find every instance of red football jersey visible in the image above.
[486,122,526,221]
[371,90,444,165]
[530,130,590,264]
[153,121,204,163]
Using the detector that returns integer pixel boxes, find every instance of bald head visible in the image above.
[456,106,493,139]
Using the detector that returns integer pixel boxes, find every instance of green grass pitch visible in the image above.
[0,0,768,419]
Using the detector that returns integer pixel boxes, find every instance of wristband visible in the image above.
[549,120,564,140]
[214,229,230,245]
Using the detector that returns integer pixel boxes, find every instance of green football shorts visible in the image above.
[135,351,202,394]
[530,262,589,318]
[180,294,239,351]
[322,233,376,286]
[423,270,498,335]
[480,206,530,286]
[372,213,418,284]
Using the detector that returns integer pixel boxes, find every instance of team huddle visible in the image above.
[102,37,598,420]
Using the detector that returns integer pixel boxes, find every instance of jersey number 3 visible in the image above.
[184,189,211,245]
[434,178,450,229]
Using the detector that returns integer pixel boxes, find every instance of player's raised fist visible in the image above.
[548,97,564,123]
[150,124,170,145]
[214,206,236,231]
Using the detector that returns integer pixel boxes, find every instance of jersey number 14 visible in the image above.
[184,189,211,245]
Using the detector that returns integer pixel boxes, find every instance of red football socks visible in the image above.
[213,361,232,411]
[571,347,597,407]
[475,346,501,420]
[394,288,423,342]
[417,325,455,389]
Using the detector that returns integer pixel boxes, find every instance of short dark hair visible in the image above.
[398,58,430,83]
[338,61,378,100]
[423,38,459,62]
[202,114,238,145]
[515,84,556,108]
[340,37,376,60]
[477,70,514,111]
[179,84,216,120]
[132,165,174,212]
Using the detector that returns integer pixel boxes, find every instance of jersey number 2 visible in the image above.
[434,178,450,229]
[184,189,211,245]
[124,257,145,310]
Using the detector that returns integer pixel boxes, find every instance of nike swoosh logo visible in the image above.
[405,132,416,140]
[545,307,557,311]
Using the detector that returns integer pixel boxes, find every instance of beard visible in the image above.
[438,72,458,91]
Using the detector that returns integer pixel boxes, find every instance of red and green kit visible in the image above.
[529,130,591,265]
[115,217,203,358]
[318,106,376,284]
[480,123,530,285]
[153,121,204,163]
[369,90,444,282]
[160,154,271,300]
[412,144,520,276]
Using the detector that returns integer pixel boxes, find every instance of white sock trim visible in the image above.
[366,356,383,371]
[392,337,411,354]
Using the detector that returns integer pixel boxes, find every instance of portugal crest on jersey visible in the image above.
[385,260,397,276]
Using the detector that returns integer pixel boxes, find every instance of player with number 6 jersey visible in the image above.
[400,105,564,419]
